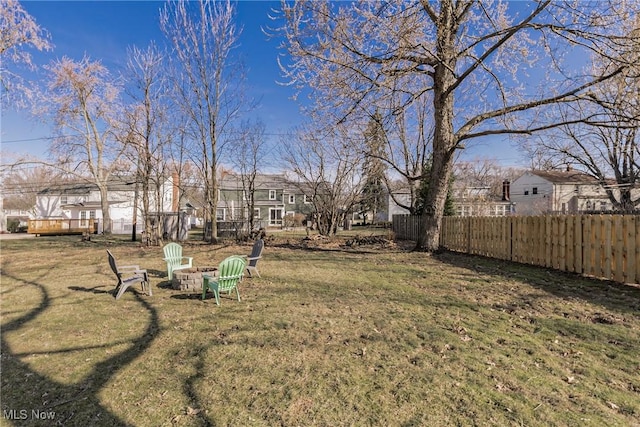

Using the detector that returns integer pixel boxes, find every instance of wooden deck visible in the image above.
[28,219,98,236]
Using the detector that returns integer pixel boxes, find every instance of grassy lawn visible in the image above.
[1,231,639,426]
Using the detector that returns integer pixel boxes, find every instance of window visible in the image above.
[253,208,261,219]
[60,195,68,204]
[269,190,277,200]
[532,187,538,195]
[216,208,225,221]
[600,201,606,211]
[288,194,295,204]
[304,195,312,204]
[80,211,87,226]
[269,208,283,226]
[524,190,529,196]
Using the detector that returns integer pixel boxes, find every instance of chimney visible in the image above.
[172,171,179,212]
[502,180,510,201]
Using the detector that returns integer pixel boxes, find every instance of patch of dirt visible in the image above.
[267,235,415,252]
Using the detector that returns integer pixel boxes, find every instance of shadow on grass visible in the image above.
[68,285,114,295]
[171,293,204,300]
[434,251,640,315]
[181,344,215,427]
[1,271,159,426]
[145,269,166,279]
[155,280,174,290]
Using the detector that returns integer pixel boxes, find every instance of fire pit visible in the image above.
[172,267,217,291]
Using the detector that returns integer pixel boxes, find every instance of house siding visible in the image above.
[216,174,316,228]
[511,171,615,215]
[34,176,178,235]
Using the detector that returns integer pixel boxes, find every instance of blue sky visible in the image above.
[1,0,526,167]
[1,0,304,161]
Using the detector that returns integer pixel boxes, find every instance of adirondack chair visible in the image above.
[107,250,151,300]
[163,242,193,280]
[245,239,264,278]
[202,255,246,305]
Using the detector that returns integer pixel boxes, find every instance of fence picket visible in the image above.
[614,216,624,283]
[574,216,582,274]
[393,214,638,284]
[626,216,637,284]
[583,216,593,278]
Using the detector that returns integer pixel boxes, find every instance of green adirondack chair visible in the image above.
[202,255,246,305]
[163,242,193,280]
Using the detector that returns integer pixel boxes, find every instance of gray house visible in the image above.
[217,173,315,229]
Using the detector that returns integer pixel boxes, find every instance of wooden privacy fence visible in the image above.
[393,214,639,284]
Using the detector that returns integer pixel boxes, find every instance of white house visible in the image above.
[1,202,33,232]
[451,181,515,217]
[34,174,179,234]
[378,180,515,221]
[510,170,614,215]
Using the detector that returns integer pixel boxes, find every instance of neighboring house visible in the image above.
[510,169,617,215]
[34,174,179,234]
[375,180,420,222]
[378,180,515,220]
[378,191,414,222]
[217,173,315,228]
[2,201,34,231]
[452,182,515,217]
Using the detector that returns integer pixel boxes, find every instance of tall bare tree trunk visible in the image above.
[98,183,112,234]
[210,161,218,243]
[416,0,456,251]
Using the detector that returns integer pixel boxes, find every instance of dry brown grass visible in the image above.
[1,232,639,426]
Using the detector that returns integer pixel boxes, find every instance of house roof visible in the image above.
[37,175,142,195]
[526,170,599,184]
[219,173,317,195]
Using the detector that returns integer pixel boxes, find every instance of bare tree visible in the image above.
[230,119,268,232]
[374,97,434,216]
[522,15,640,212]
[0,0,52,106]
[160,0,247,242]
[0,164,63,213]
[453,159,524,201]
[121,43,173,243]
[519,139,572,171]
[39,56,125,234]
[281,123,363,236]
[277,0,639,251]
[360,112,387,223]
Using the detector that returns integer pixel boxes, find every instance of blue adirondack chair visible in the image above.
[202,256,246,305]
[163,242,193,280]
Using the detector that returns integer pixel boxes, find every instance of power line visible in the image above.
[0,134,79,144]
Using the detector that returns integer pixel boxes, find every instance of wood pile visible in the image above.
[344,236,395,248]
